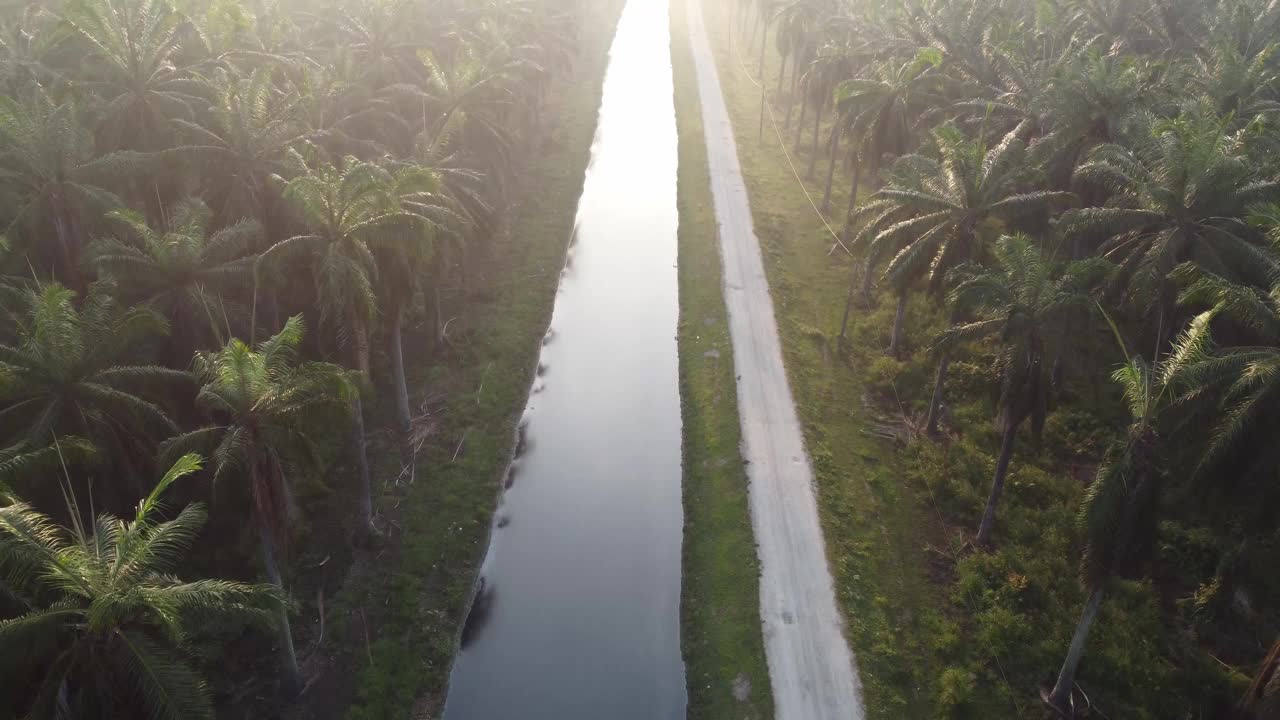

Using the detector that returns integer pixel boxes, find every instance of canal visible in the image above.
[441,0,686,717]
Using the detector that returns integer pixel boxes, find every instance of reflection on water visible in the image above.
[441,0,686,718]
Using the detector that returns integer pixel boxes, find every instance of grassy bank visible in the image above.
[310,4,628,718]
[669,0,773,718]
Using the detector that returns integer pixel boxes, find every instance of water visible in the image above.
[441,1,686,718]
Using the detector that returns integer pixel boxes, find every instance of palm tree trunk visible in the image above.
[844,159,862,227]
[1048,586,1106,712]
[347,323,376,540]
[821,127,840,212]
[777,52,787,95]
[887,291,907,358]
[757,20,768,145]
[837,256,861,351]
[352,394,375,539]
[51,196,82,291]
[807,100,823,178]
[1243,635,1280,712]
[860,254,875,307]
[925,351,952,436]
[793,99,807,153]
[435,287,446,348]
[976,420,1018,547]
[389,302,412,434]
[258,525,300,695]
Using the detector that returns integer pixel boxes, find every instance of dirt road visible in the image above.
[682,0,866,717]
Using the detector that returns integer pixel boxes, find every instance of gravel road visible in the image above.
[682,0,866,717]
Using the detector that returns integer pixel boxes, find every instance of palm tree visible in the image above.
[57,0,204,153]
[1156,257,1280,529]
[0,454,280,720]
[0,91,135,286]
[375,161,469,432]
[87,199,260,354]
[174,66,304,229]
[933,235,1105,545]
[1192,41,1280,121]
[831,51,945,228]
[160,316,354,692]
[843,123,1072,356]
[260,154,424,535]
[0,283,189,488]
[1046,325,1168,712]
[812,30,862,212]
[1059,113,1280,351]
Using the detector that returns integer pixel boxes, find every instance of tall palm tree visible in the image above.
[260,153,425,535]
[932,234,1105,545]
[0,454,279,720]
[1060,114,1280,351]
[812,29,863,212]
[1047,324,1168,712]
[832,51,946,229]
[376,161,469,432]
[57,0,204,153]
[0,91,135,286]
[0,283,189,488]
[174,66,303,229]
[160,316,354,692]
[87,199,260,354]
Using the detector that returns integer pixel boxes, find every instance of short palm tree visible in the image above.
[1160,258,1280,504]
[87,199,260,354]
[0,454,280,720]
[933,234,1106,545]
[0,283,189,488]
[1059,114,1280,351]
[844,123,1072,355]
[161,316,354,691]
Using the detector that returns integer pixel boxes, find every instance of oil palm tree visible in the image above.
[0,283,188,488]
[1157,258,1280,532]
[0,453,280,720]
[57,0,205,152]
[1059,113,1280,351]
[376,161,469,432]
[832,51,946,227]
[174,66,304,229]
[843,123,1072,355]
[260,153,426,535]
[933,235,1106,544]
[160,316,354,692]
[0,91,135,286]
[87,199,260,354]
[1047,324,1168,712]
[1192,40,1280,121]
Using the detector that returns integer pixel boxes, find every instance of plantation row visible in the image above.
[740,0,1280,715]
[0,0,580,717]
